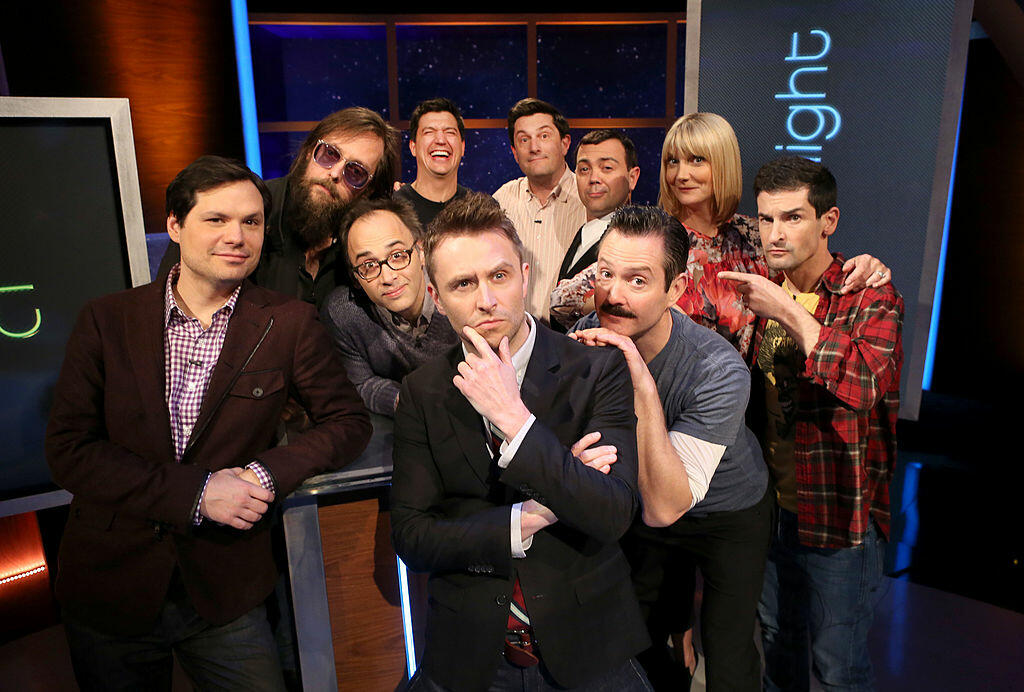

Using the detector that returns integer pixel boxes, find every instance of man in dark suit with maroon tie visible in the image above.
[46,155,371,690]
[391,193,651,691]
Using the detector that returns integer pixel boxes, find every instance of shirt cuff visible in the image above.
[510,502,533,557]
[193,471,212,526]
[246,461,276,493]
[496,414,536,469]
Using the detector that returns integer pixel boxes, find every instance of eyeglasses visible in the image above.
[354,248,415,280]
[312,139,374,190]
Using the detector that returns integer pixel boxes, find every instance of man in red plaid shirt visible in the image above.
[721,156,903,692]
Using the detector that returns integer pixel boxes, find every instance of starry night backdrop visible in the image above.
[250,21,689,207]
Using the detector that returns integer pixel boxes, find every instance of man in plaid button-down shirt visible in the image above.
[721,156,903,692]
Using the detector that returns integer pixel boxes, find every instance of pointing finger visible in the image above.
[717,271,747,284]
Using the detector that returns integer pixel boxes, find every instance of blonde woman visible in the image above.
[551,112,889,360]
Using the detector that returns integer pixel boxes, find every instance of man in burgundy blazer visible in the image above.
[45,156,371,690]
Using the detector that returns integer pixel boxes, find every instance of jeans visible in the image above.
[64,575,285,692]
[758,508,886,692]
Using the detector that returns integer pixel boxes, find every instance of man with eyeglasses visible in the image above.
[322,198,459,415]
[159,107,400,312]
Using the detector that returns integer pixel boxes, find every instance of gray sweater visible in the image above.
[322,286,459,415]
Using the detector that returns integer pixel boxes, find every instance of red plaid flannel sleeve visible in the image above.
[802,286,904,412]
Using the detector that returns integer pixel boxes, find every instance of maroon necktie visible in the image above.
[487,425,532,631]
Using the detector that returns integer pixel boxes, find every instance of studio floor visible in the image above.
[2,575,1022,691]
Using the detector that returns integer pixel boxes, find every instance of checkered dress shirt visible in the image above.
[163,266,274,524]
[753,255,903,549]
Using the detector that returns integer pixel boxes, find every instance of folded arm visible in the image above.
[497,347,640,543]
[390,376,515,576]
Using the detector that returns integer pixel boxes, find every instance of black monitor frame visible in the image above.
[0,97,147,517]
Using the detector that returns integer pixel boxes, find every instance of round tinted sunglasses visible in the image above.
[312,139,374,190]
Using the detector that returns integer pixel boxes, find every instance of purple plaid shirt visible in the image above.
[163,265,275,524]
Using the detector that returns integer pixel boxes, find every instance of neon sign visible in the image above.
[774,29,840,161]
[0,284,42,339]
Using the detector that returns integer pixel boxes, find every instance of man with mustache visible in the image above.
[322,197,460,416]
[571,205,771,691]
[160,107,400,312]
[46,156,371,690]
[720,156,903,691]
[494,98,586,321]
[394,97,471,229]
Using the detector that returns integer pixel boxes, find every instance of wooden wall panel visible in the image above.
[1,1,245,237]
[0,513,54,643]
[318,497,407,691]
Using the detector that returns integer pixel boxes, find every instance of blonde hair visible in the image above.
[658,112,742,227]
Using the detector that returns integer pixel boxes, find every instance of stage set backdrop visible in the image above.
[0,2,972,510]
[687,0,972,419]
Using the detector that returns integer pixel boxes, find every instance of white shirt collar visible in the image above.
[571,213,614,269]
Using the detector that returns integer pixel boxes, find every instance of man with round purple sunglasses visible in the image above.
[159,107,401,312]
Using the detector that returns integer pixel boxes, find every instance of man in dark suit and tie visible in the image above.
[46,156,372,690]
[551,129,640,330]
[391,192,651,691]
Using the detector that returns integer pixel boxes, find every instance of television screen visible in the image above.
[0,98,147,514]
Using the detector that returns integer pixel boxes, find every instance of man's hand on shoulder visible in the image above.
[453,327,531,440]
[840,254,891,294]
[200,468,275,530]
[569,326,656,396]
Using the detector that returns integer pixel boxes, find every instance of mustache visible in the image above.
[599,301,637,319]
[304,176,342,202]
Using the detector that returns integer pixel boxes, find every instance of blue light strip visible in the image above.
[922,87,964,390]
[893,460,921,579]
[230,0,262,176]
[397,556,418,678]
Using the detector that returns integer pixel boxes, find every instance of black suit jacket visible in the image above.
[390,323,649,690]
[551,223,605,331]
[46,279,371,634]
[556,223,603,286]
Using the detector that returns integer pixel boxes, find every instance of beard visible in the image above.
[285,174,349,249]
